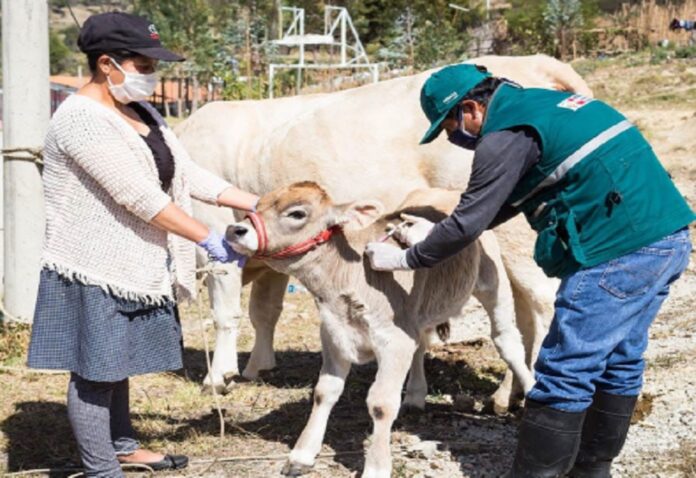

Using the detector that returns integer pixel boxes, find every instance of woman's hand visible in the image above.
[197,230,247,267]
[150,203,247,267]
[216,186,260,212]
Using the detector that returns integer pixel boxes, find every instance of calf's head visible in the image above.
[226,181,384,261]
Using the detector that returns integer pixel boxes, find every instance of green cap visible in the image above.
[419,64,491,144]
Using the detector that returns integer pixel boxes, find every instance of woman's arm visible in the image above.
[172,141,259,211]
[151,202,242,264]
[216,186,259,211]
[150,202,209,243]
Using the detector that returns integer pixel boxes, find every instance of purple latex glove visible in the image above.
[197,230,248,267]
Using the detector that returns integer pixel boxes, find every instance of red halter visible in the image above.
[246,212,341,260]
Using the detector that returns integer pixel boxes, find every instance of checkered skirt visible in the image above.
[27,268,183,382]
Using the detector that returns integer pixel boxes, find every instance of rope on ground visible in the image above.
[191,265,229,476]
[189,449,366,465]
[3,468,80,477]
[195,266,226,440]
[4,452,367,477]
[0,365,67,375]
[5,463,154,478]
[66,463,154,478]
[1,147,44,166]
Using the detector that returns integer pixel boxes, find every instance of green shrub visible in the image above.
[675,46,696,59]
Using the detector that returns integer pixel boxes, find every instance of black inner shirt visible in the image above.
[129,102,175,192]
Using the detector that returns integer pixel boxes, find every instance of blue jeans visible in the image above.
[527,227,692,412]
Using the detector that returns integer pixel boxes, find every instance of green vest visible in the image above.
[481,84,695,278]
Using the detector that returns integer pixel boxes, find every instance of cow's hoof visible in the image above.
[483,396,509,416]
[201,380,228,396]
[361,467,390,478]
[402,388,427,411]
[401,398,426,413]
[281,461,313,476]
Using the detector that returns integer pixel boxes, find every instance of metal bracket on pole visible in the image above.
[268,5,379,98]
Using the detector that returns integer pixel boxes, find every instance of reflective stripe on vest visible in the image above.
[511,119,634,208]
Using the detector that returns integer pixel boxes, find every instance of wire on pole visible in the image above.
[1,147,44,166]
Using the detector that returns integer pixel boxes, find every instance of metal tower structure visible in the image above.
[268,6,379,98]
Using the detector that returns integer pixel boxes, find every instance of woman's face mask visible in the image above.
[447,105,480,150]
[107,57,158,104]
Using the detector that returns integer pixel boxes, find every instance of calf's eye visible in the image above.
[287,210,307,220]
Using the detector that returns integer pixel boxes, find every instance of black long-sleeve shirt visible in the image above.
[406,127,541,269]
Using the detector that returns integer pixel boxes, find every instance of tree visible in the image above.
[358,0,472,70]
[504,0,555,55]
[377,7,416,70]
[49,30,72,74]
[131,0,223,110]
[544,0,584,59]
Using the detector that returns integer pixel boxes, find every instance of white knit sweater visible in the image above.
[41,94,231,304]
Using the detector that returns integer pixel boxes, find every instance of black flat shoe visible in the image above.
[123,454,189,471]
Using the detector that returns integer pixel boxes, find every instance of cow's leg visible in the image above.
[474,237,535,413]
[503,277,556,406]
[363,329,417,478]
[202,263,244,394]
[282,326,351,476]
[490,285,532,411]
[402,340,427,411]
[242,269,289,380]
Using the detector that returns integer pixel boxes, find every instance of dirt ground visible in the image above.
[1,52,695,477]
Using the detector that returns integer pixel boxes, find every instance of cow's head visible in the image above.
[226,182,384,262]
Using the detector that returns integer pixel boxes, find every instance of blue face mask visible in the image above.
[447,105,479,150]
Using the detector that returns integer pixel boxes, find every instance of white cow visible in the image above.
[176,54,579,408]
[226,182,535,478]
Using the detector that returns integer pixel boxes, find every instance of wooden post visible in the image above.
[177,77,183,118]
[185,77,190,115]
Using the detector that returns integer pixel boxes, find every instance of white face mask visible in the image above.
[107,57,158,103]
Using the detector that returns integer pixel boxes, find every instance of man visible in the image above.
[365,64,694,477]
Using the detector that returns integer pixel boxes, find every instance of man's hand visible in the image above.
[390,213,435,247]
[365,242,411,271]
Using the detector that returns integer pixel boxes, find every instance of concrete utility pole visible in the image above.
[2,0,49,321]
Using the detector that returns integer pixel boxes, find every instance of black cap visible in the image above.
[78,12,185,62]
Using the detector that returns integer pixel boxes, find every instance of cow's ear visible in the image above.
[330,200,384,231]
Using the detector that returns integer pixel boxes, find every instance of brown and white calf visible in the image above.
[226,182,534,478]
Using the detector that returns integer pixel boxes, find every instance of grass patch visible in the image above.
[647,353,686,370]
[666,440,696,476]
[675,46,696,59]
[630,393,654,425]
[0,322,31,366]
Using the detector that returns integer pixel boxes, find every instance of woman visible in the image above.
[26,12,258,476]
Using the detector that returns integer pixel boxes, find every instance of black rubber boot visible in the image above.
[568,391,638,478]
[504,399,586,478]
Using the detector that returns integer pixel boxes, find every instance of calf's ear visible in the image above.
[330,200,385,231]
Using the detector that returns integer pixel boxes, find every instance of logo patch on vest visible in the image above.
[557,95,594,111]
